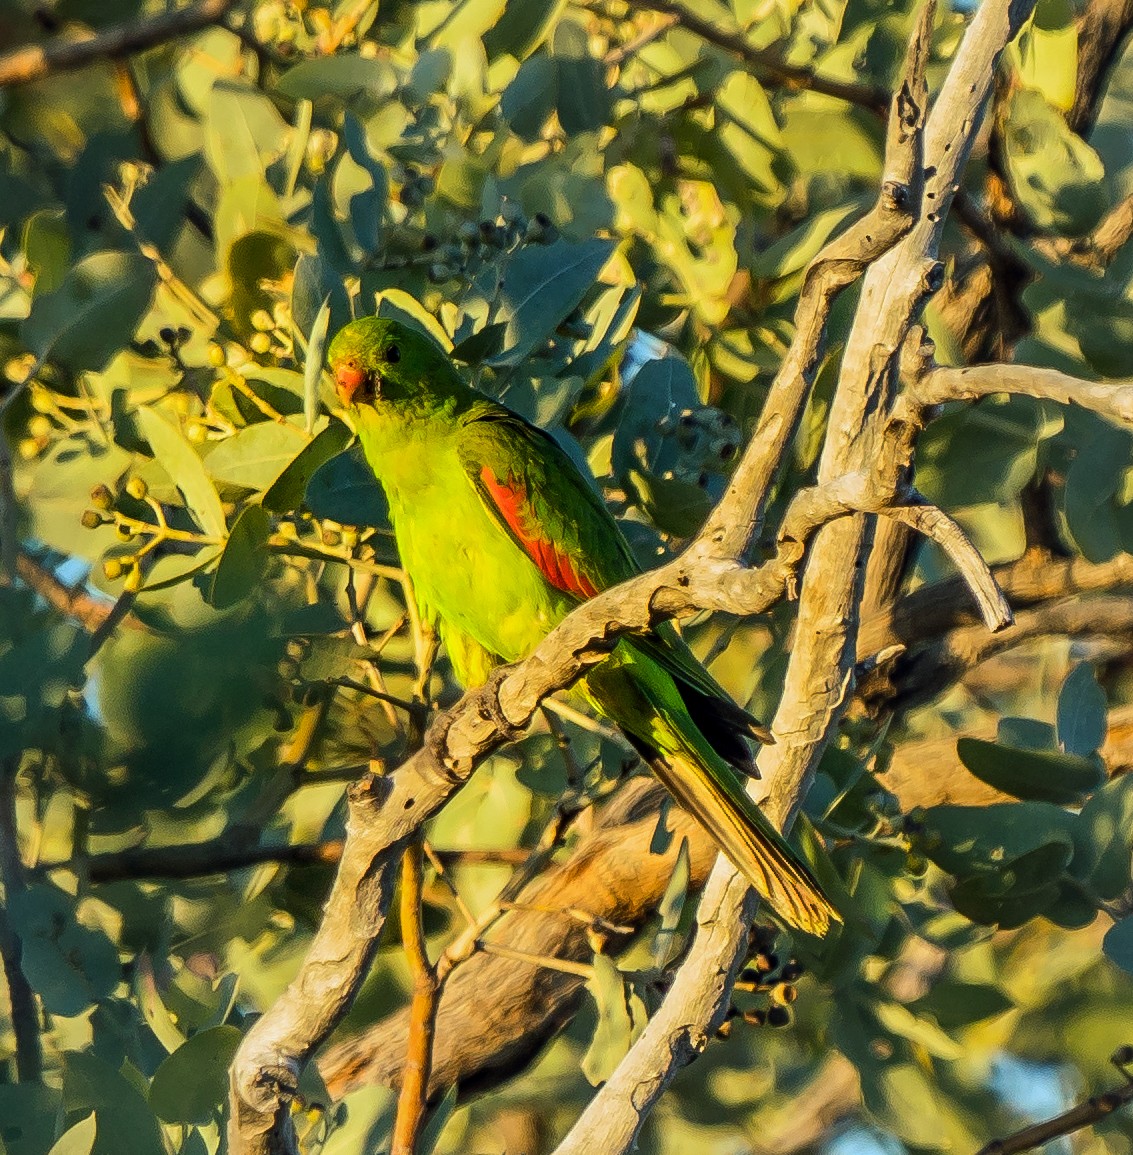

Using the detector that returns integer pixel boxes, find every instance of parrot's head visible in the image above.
[328,316,462,414]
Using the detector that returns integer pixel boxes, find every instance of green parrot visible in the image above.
[328,316,838,935]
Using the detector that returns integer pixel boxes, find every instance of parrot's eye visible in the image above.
[384,344,401,364]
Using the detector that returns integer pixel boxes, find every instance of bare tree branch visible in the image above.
[976,1047,1133,1155]
[631,0,890,112]
[911,362,1133,428]
[0,0,240,88]
[550,7,940,1152]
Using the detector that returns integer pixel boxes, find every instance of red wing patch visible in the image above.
[480,465,599,600]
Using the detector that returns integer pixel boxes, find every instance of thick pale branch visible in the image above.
[913,363,1133,428]
[0,0,239,88]
[551,8,939,1153]
[883,504,1013,632]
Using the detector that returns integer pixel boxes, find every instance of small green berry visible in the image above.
[102,558,124,581]
[125,477,148,501]
[250,309,275,332]
[207,343,227,368]
[249,332,272,355]
[123,566,143,593]
[115,523,135,542]
[80,510,104,530]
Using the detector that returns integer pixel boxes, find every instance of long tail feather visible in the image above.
[646,750,840,936]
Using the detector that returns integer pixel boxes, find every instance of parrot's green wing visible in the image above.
[457,401,639,598]
[457,402,768,768]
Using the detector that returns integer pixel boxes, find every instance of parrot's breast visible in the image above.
[362,423,574,672]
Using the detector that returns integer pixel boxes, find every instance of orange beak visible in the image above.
[333,358,368,406]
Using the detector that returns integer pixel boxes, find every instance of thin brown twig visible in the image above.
[0,762,42,1080]
[391,839,440,1155]
[0,0,239,88]
[975,1048,1133,1155]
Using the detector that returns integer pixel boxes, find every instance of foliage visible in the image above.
[2,0,1133,1152]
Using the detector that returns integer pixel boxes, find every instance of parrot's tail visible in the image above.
[643,748,840,936]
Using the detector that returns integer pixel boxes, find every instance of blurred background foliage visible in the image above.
[3,0,1133,1152]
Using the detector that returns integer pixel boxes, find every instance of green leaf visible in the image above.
[500,53,557,140]
[492,238,614,365]
[0,1085,62,1155]
[750,203,860,281]
[1057,664,1107,757]
[292,252,351,342]
[956,737,1104,805]
[483,0,566,59]
[63,1053,164,1155]
[912,981,1014,1031]
[276,53,397,102]
[206,422,309,490]
[1070,773,1133,899]
[148,1026,242,1125]
[8,885,121,1017]
[1017,0,1078,111]
[1003,87,1105,234]
[23,207,70,298]
[1103,917,1133,975]
[21,252,158,373]
[552,20,611,135]
[204,81,288,185]
[209,504,272,609]
[137,407,227,539]
[305,297,332,435]
[305,444,388,526]
[47,1113,97,1155]
[263,419,353,512]
[652,837,689,970]
[874,1001,964,1060]
[918,802,1077,878]
[581,953,632,1086]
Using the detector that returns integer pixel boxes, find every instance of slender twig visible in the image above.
[391,840,440,1155]
[975,1048,1133,1155]
[0,0,239,88]
[0,763,41,1080]
[630,0,889,111]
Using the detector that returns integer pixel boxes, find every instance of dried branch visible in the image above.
[14,549,144,636]
[885,592,1133,717]
[0,0,239,88]
[320,780,711,1100]
[976,1047,1133,1155]
[882,504,1013,632]
[391,840,439,1155]
[911,362,1133,428]
[550,9,939,1153]
[859,551,1133,662]
[1069,0,1133,135]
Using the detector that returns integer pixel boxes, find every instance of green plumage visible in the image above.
[328,316,838,935]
